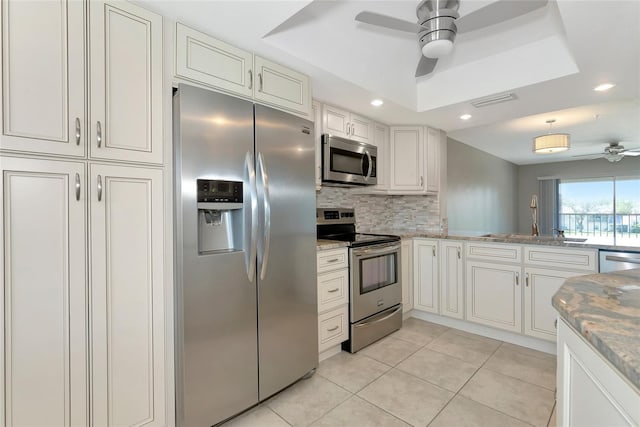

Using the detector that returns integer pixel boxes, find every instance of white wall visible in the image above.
[447,138,519,235]
[517,157,640,234]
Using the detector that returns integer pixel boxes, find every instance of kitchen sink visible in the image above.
[481,233,588,243]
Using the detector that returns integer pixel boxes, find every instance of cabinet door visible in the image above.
[413,239,439,313]
[90,164,165,426]
[466,261,522,333]
[313,100,322,189]
[175,23,253,98]
[254,55,311,116]
[390,127,424,191]
[1,0,85,157]
[322,104,349,139]
[349,113,372,144]
[401,239,413,313]
[425,127,440,193]
[440,241,464,319]
[524,267,577,341]
[89,1,163,164]
[373,123,389,191]
[1,156,87,426]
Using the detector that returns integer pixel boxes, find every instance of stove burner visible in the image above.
[316,208,400,247]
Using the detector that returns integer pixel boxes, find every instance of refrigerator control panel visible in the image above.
[197,179,243,203]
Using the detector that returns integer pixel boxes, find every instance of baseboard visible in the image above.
[319,344,342,362]
[410,310,557,355]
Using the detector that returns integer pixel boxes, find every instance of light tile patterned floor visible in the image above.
[224,318,557,427]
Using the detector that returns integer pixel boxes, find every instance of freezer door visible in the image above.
[174,84,259,426]
[255,105,318,400]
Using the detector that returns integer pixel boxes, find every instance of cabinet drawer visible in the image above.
[524,246,597,271]
[318,305,348,352]
[466,242,521,263]
[317,248,348,273]
[318,269,349,314]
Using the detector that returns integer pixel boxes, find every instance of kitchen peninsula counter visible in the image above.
[552,268,640,392]
[371,230,640,252]
[316,239,349,250]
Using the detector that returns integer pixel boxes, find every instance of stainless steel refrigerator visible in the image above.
[173,84,318,426]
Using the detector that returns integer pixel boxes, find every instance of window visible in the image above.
[556,177,640,246]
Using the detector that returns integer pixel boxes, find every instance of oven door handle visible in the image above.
[354,305,403,329]
[353,244,400,258]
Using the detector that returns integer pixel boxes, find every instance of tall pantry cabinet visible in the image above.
[0,1,167,426]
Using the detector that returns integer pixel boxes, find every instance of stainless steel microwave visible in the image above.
[322,134,377,186]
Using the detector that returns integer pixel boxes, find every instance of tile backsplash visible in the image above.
[316,186,440,233]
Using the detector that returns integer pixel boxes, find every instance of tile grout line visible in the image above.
[480,343,557,392]
[546,400,557,427]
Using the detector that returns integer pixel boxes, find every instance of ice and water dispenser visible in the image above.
[197,179,243,254]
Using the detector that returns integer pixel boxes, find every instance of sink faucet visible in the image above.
[553,228,565,238]
[530,194,539,236]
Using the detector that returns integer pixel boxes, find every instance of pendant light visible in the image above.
[533,119,570,154]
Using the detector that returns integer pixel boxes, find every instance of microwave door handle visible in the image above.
[365,150,373,180]
[245,152,258,282]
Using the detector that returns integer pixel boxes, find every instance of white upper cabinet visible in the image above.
[175,23,253,98]
[1,156,88,426]
[389,126,441,194]
[174,24,311,117]
[322,104,372,144]
[425,127,440,193]
[312,101,322,189]
[1,0,86,157]
[390,126,424,191]
[89,1,163,164]
[373,123,390,191]
[253,55,311,116]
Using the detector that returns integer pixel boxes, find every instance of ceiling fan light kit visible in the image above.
[533,119,570,154]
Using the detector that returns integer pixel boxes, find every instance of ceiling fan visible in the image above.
[355,0,549,77]
[572,142,640,163]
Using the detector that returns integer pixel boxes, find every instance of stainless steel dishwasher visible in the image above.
[599,250,640,272]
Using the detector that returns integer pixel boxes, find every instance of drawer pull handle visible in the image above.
[328,288,340,293]
[327,326,339,332]
[326,258,340,263]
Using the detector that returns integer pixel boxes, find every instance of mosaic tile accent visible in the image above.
[316,186,441,233]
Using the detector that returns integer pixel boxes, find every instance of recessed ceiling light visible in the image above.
[593,83,615,92]
[460,114,472,120]
[371,99,384,107]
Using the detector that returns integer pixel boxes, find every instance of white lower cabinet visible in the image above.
[523,267,576,341]
[89,164,166,426]
[401,239,413,313]
[413,239,439,314]
[317,247,349,353]
[439,241,464,319]
[0,156,166,426]
[557,319,640,427]
[1,156,88,426]
[466,261,522,333]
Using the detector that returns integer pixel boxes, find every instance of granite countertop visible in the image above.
[316,239,349,250]
[371,229,640,252]
[552,268,640,391]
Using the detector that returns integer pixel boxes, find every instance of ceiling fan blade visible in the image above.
[355,11,420,33]
[571,153,605,159]
[415,56,438,77]
[457,0,549,34]
[623,151,640,156]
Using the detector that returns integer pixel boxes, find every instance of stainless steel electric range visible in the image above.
[317,208,402,353]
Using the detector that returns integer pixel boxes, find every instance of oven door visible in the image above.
[350,242,401,322]
[322,135,377,185]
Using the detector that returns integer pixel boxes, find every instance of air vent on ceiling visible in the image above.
[471,92,518,108]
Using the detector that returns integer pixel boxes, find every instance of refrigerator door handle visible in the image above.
[245,152,258,281]
[257,152,271,280]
